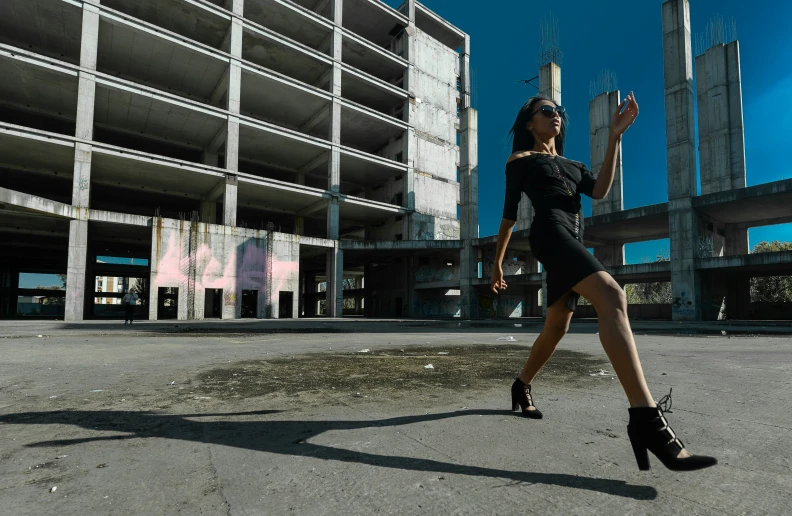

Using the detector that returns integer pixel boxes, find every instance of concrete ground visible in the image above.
[0,319,790,515]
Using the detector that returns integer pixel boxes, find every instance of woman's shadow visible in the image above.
[0,408,657,500]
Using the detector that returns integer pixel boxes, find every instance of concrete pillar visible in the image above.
[65,218,90,321]
[663,0,697,201]
[695,39,748,256]
[220,6,243,228]
[326,1,343,242]
[402,0,417,238]
[325,247,343,317]
[696,41,747,194]
[223,174,238,226]
[589,90,625,267]
[459,107,478,240]
[663,0,702,320]
[65,2,100,321]
[539,62,562,104]
[590,91,624,215]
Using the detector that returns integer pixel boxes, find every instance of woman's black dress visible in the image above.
[502,154,606,311]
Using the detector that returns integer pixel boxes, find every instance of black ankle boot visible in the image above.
[627,391,717,471]
[511,377,543,419]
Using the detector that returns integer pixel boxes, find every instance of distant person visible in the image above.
[491,93,716,472]
[122,289,139,325]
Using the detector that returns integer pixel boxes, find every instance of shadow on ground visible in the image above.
[0,409,657,500]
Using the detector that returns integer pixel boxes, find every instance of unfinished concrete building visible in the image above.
[0,0,476,320]
[2,0,790,323]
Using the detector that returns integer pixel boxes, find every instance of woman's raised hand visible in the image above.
[611,91,639,137]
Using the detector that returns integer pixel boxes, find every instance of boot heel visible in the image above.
[511,394,520,412]
[630,435,651,471]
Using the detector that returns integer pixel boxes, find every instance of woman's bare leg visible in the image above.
[518,294,574,387]
[571,272,655,408]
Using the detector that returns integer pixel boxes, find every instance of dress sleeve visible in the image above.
[577,163,599,198]
[502,168,521,221]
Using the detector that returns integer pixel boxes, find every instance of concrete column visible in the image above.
[459,107,478,240]
[696,41,747,194]
[663,0,702,320]
[325,247,343,317]
[223,174,238,226]
[538,62,562,104]
[695,39,748,256]
[590,91,624,215]
[589,90,625,267]
[663,0,697,201]
[65,2,100,322]
[725,224,749,255]
[669,198,701,320]
[221,9,243,227]
[402,1,417,238]
[326,2,343,241]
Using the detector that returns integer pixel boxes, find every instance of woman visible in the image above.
[490,93,717,472]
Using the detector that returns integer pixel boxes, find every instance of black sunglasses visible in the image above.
[530,104,566,119]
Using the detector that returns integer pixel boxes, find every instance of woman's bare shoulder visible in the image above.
[506,151,539,164]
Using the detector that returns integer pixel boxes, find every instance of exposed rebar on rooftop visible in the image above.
[538,12,563,67]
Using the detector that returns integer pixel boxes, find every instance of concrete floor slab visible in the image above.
[94,82,226,149]
[342,0,407,48]
[97,15,228,103]
[0,0,83,65]
[101,0,232,50]
[242,25,332,88]
[245,0,333,51]
[240,67,331,137]
[0,53,79,124]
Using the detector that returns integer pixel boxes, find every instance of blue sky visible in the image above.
[387,0,792,263]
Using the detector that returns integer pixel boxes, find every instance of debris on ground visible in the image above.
[437,352,449,355]
[497,336,516,342]
[424,364,434,369]
[49,487,57,493]
[357,349,370,353]
[589,369,616,377]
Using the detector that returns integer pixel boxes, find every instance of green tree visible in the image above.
[750,241,792,303]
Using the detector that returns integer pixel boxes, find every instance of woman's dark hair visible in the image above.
[508,95,567,155]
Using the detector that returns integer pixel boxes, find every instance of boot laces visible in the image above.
[657,387,673,413]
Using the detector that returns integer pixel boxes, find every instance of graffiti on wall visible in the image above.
[671,290,695,316]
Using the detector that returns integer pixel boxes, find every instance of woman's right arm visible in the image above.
[491,169,521,293]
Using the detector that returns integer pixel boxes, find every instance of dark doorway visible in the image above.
[395,297,403,318]
[157,287,178,320]
[278,291,293,319]
[204,288,223,318]
[241,290,258,318]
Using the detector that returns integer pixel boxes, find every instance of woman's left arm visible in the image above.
[592,91,639,200]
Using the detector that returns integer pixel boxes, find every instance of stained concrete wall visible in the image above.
[411,28,460,240]
[148,217,299,320]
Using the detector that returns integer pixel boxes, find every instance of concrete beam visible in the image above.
[300,106,331,134]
